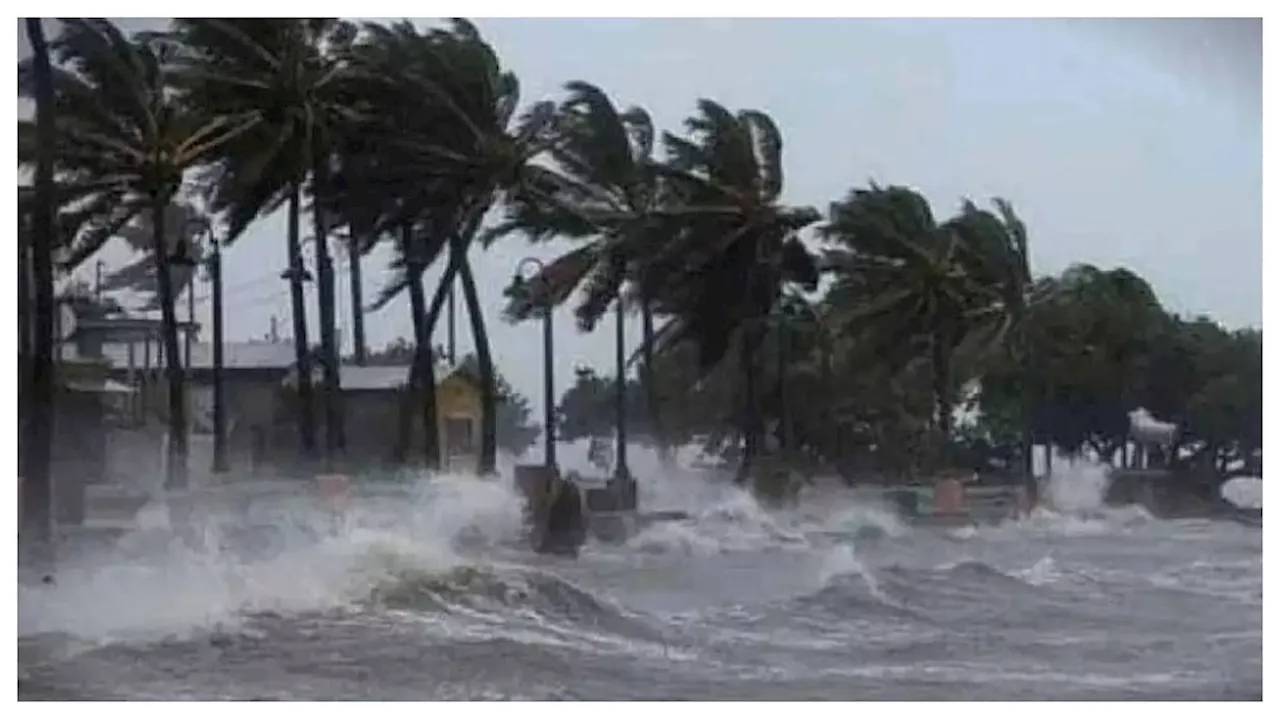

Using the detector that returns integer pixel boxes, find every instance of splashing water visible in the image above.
[19,441,1261,700]
[17,471,528,643]
[1042,461,1113,514]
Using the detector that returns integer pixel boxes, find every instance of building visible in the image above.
[318,362,483,472]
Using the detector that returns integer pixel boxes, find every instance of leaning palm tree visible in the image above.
[338,19,560,475]
[819,184,1000,453]
[947,198,1035,481]
[491,81,671,459]
[640,100,822,484]
[18,19,252,491]
[21,17,57,557]
[168,18,359,467]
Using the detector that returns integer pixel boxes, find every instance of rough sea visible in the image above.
[17,447,1264,701]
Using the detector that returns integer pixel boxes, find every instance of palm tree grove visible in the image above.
[15,17,1264,701]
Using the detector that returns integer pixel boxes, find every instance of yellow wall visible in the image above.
[436,373,482,470]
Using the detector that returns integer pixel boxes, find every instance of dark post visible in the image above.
[210,231,228,474]
[820,322,838,464]
[347,237,367,366]
[516,258,556,470]
[543,294,555,469]
[614,298,629,480]
[185,264,195,367]
[776,312,790,457]
[22,16,57,570]
[447,284,458,365]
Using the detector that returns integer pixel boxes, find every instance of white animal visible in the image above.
[1128,407,1177,447]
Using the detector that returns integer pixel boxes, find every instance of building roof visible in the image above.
[99,341,296,371]
[279,359,469,391]
[336,360,472,391]
[340,365,411,390]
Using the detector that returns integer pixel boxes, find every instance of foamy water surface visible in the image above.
[17,447,1263,700]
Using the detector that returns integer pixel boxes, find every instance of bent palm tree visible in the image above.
[820,185,1008,463]
[642,100,821,484]
[169,18,359,467]
[18,19,251,490]
[341,19,559,474]
[21,16,57,556]
[492,81,670,455]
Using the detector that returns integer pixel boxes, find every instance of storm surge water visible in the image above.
[18,447,1262,700]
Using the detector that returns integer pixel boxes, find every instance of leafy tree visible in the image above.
[492,80,671,457]
[335,19,560,475]
[642,100,821,483]
[168,17,359,465]
[555,367,650,444]
[818,185,1011,454]
[19,19,249,489]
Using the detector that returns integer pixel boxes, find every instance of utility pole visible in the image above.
[185,273,195,368]
[210,231,228,473]
[94,260,104,302]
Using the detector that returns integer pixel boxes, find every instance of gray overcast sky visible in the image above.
[17,18,1263,415]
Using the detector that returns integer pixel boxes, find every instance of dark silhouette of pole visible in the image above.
[447,283,458,365]
[614,298,629,480]
[210,230,228,474]
[516,258,555,470]
[347,236,367,366]
[185,264,195,367]
[22,16,57,568]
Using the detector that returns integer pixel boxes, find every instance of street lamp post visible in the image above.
[613,298,629,484]
[207,227,228,474]
[514,258,556,470]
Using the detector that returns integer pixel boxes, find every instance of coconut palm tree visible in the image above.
[21,16,57,556]
[167,18,359,467]
[640,100,822,484]
[948,198,1035,481]
[337,19,560,475]
[819,185,1009,456]
[491,80,671,460]
[18,19,252,491]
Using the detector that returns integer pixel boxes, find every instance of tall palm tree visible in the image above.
[18,19,252,491]
[492,81,670,458]
[339,19,559,475]
[819,185,1006,461]
[99,201,209,311]
[168,18,358,468]
[640,100,821,484]
[21,17,57,556]
[948,198,1035,482]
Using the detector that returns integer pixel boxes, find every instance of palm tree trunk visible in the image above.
[640,292,668,467]
[312,160,343,466]
[396,246,460,465]
[285,186,317,464]
[457,250,498,475]
[1017,319,1035,498]
[348,236,367,366]
[406,262,441,471]
[931,332,954,445]
[735,327,764,485]
[210,236,228,473]
[153,196,189,492]
[21,17,56,566]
